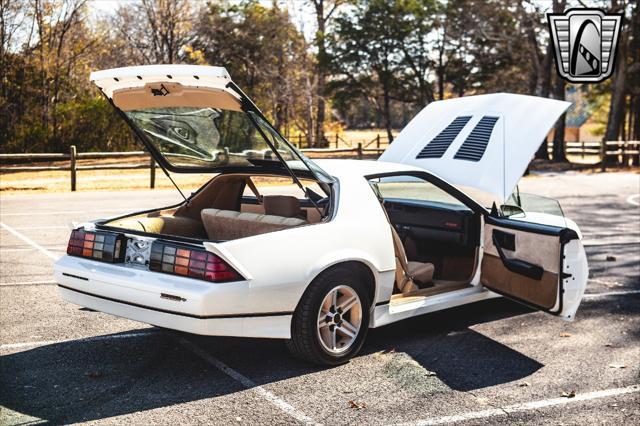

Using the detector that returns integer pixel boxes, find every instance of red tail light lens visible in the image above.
[67,229,126,263]
[149,241,242,283]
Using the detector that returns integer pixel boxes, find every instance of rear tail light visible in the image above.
[67,229,126,263]
[149,241,242,283]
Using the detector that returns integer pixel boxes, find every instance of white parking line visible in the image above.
[627,194,639,206]
[0,330,158,350]
[0,280,57,286]
[0,222,61,261]
[583,240,640,247]
[180,338,320,426]
[2,225,69,230]
[0,208,130,217]
[1,246,66,253]
[396,384,640,426]
[583,289,640,299]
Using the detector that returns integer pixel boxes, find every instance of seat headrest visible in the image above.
[263,195,303,218]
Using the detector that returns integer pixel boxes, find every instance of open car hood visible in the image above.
[379,93,571,202]
[91,65,332,183]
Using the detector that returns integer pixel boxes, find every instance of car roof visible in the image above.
[313,159,423,178]
[314,158,494,211]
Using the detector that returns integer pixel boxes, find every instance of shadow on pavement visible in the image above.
[0,298,583,423]
[362,298,543,391]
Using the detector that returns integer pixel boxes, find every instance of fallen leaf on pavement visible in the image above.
[608,363,627,369]
[559,332,571,337]
[348,400,366,410]
[519,382,531,387]
[606,255,617,261]
[561,390,576,398]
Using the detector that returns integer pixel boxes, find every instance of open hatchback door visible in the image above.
[380,93,588,320]
[91,65,332,183]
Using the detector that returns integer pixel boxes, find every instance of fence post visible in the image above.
[376,134,380,149]
[581,141,585,159]
[150,157,156,189]
[357,143,363,160]
[335,134,339,149]
[70,145,77,192]
[616,140,622,167]
[600,140,606,172]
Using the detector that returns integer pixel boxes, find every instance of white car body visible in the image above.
[54,65,589,352]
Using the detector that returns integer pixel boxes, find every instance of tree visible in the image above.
[396,0,438,106]
[0,0,135,154]
[195,1,312,138]
[604,0,638,143]
[113,0,194,64]
[510,0,554,160]
[439,0,529,96]
[309,0,344,147]
[329,0,424,143]
[548,0,567,162]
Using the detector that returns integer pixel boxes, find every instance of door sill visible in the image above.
[390,282,472,306]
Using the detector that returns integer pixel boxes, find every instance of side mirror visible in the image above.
[500,204,526,218]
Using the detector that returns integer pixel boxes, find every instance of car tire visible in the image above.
[286,265,371,366]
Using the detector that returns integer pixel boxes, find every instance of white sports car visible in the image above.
[54,65,589,365]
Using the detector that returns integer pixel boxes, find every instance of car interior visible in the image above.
[369,175,481,303]
[102,173,329,241]
[103,171,481,303]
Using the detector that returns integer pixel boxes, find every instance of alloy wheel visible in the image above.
[316,285,363,354]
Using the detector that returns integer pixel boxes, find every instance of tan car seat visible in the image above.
[390,225,435,293]
[263,195,305,219]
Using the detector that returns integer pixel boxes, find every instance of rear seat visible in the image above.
[201,208,307,240]
[108,216,207,238]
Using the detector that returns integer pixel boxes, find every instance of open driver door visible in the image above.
[480,214,588,320]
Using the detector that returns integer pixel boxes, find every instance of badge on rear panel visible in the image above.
[548,8,622,83]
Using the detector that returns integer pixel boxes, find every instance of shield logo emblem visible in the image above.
[548,8,623,83]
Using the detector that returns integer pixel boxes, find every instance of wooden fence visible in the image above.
[292,133,390,149]
[0,140,637,191]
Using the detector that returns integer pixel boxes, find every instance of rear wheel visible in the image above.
[286,266,371,365]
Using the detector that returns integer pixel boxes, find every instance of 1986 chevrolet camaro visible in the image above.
[54,65,589,365]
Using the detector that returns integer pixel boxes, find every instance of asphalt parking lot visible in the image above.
[1,170,639,425]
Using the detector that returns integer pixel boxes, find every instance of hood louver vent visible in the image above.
[416,115,471,159]
[453,116,499,162]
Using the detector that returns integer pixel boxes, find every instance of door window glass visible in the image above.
[501,191,567,227]
[370,175,470,210]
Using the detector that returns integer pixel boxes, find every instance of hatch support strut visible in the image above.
[226,81,324,218]
[101,92,190,206]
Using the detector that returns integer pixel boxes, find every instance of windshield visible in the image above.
[124,107,330,181]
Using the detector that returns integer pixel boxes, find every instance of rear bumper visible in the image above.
[54,255,292,339]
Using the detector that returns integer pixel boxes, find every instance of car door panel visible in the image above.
[481,217,587,318]
[481,225,561,310]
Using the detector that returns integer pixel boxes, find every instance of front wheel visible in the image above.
[286,266,371,365]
